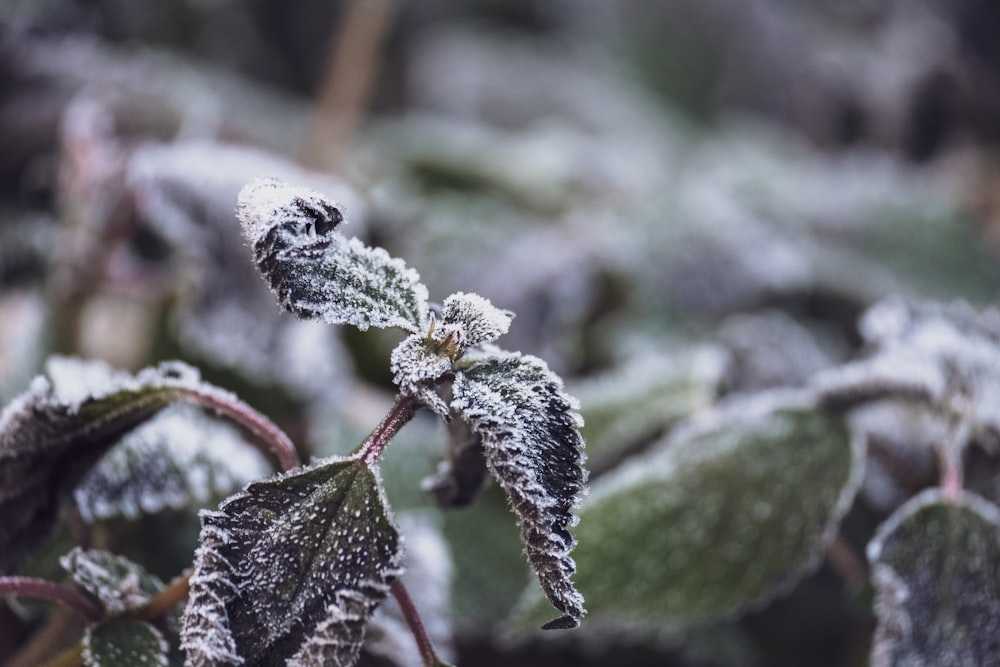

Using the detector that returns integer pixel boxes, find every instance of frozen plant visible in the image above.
[0,178,587,667]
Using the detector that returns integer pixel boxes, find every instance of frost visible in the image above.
[83,619,169,667]
[239,178,429,333]
[390,291,512,417]
[60,547,164,617]
[73,405,271,523]
[181,454,403,666]
[867,489,1000,666]
[451,352,587,629]
[556,394,863,627]
[0,357,212,574]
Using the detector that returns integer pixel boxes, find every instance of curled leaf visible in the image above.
[181,454,403,666]
[868,489,1000,667]
[451,352,587,629]
[0,357,209,573]
[60,547,163,617]
[239,178,428,333]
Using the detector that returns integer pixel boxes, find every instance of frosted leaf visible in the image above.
[73,405,271,523]
[0,357,210,574]
[83,620,168,667]
[60,547,164,617]
[390,292,512,417]
[239,178,428,333]
[451,352,587,629]
[867,489,1000,667]
[181,454,403,667]
[551,394,862,627]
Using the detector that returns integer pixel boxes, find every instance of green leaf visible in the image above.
[451,352,587,629]
[60,547,164,617]
[868,489,1000,666]
[73,406,271,523]
[239,178,428,333]
[83,620,168,667]
[559,395,861,627]
[0,357,211,574]
[181,454,403,667]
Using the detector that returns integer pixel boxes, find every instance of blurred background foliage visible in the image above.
[3,1,1000,665]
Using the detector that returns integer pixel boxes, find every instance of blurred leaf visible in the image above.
[73,405,271,523]
[452,352,587,629]
[60,547,163,617]
[867,489,1000,667]
[551,395,861,627]
[239,178,428,334]
[83,620,168,667]
[181,454,403,667]
[0,357,213,574]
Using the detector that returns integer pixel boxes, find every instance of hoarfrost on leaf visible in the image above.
[83,619,168,667]
[451,351,587,629]
[73,405,271,523]
[0,357,214,574]
[239,178,429,333]
[181,453,403,666]
[60,547,164,617]
[867,488,1000,667]
[554,393,862,628]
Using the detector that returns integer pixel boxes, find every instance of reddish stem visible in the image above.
[178,386,301,472]
[358,394,420,466]
[0,577,102,623]
[390,579,449,667]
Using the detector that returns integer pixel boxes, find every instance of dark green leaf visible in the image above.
[559,395,861,627]
[0,358,209,574]
[181,454,403,667]
[868,489,1000,667]
[239,178,428,333]
[60,547,163,616]
[451,352,587,629]
[83,620,168,667]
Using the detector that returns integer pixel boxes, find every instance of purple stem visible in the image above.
[0,577,102,623]
[391,579,449,667]
[178,386,301,472]
[358,394,420,466]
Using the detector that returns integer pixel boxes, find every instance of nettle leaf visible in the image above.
[421,415,489,509]
[451,352,587,629]
[239,178,428,333]
[391,292,513,417]
[60,547,163,616]
[83,619,168,667]
[0,357,210,574]
[73,405,271,523]
[558,394,862,627]
[868,489,1000,666]
[181,454,403,667]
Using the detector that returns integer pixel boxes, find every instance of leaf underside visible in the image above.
[451,352,587,629]
[868,489,1000,667]
[565,400,860,627]
[0,358,206,574]
[181,455,403,667]
[239,178,428,333]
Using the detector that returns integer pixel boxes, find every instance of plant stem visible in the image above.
[179,386,301,471]
[133,570,190,622]
[38,644,83,667]
[357,394,420,466]
[390,579,450,667]
[0,578,102,623]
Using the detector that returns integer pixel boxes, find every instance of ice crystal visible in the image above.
[451,351,587,629]
[73,405,271,523]
[390,291,512,417]
[868,489,1000,666]
[60,547,164,617]
[181,454,403,666]
[0,357,210,574]
[83,619,168,667]
[239,178,428,333]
